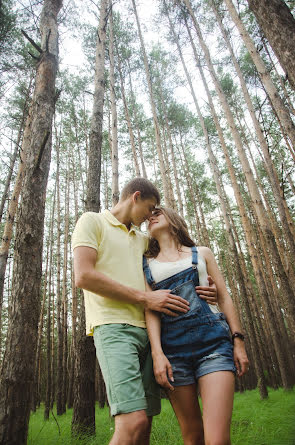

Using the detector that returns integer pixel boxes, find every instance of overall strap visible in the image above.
[191,246,198,270]
[142,256,156,287]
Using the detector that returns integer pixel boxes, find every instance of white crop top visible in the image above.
[148,249,219,313]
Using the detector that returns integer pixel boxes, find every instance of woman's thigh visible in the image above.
[168,384,204,445]
[198,371,235,444]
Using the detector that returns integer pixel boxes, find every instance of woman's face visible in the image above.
[147,209,170,237]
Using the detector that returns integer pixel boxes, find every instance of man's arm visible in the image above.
[74,246,189,315]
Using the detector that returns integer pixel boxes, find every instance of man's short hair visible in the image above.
[120,178,160,204]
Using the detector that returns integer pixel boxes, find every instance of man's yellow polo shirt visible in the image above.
[72,210,148,335]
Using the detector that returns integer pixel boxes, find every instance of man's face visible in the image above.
[131,195,158,227]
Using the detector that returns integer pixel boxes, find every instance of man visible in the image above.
[72,178,216,445]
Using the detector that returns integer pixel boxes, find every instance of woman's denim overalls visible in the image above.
[143,246,235,385]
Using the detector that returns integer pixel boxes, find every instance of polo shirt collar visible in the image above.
[103,210,137,233]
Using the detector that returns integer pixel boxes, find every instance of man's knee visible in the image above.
[115,410,149,439]
[132,411,149,435]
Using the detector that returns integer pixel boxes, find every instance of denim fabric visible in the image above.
[143,247,236,385]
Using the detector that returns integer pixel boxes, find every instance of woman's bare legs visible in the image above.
[168,383,205,445]
[198,371,235,445]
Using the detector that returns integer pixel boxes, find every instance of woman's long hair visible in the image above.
[145,207,195,258]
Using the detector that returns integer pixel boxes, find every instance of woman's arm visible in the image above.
[145,280,174,390]
[199,246,249,377]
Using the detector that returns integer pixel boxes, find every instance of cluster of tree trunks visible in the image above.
[0,0,294,443]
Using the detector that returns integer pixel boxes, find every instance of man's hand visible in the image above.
[152,352,174,391]
[196,275,218,305]
[144,289,189,316]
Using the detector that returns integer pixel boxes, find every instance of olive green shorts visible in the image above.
[93,324,161,417]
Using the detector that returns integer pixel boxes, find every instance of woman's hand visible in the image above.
[152,352,174,391]
[233,340,249,377]
[196,275,218,305]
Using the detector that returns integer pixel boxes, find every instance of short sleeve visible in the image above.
[71,212,102,252]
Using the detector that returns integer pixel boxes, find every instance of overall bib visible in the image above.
[143,246,236,385]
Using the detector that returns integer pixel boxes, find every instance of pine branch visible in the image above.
[21,29,43,54]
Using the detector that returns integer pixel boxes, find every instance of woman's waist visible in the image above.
[161,310,225,327]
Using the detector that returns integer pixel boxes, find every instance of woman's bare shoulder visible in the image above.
[197,246,215,261]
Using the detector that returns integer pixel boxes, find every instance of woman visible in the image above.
[144,207,249,445]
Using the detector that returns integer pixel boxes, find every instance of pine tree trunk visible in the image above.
[0,95,33,329]
[0,75,32,225]
[67,265,76,409]
[56,138,64,415]
[109,9,119,205]
[0,0,62,442]
[127,67,148,178]
[183,0,295,328]
[116,47,141,177]
[131,0,172,205]
[187,12,292,388]
[62,167,70,412]
[72,0,110,436]
[223,0,295,152]
[86,0,109,212]
[72,295,96,436]
[211,0,295,265]
[247,0,295,91]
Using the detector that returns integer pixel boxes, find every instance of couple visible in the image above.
[72,178,249,445]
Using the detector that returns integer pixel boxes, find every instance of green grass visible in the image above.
[28,387,295,445]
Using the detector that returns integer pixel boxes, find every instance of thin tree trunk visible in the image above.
[50,279,56,409]
[127,66,148,178]
[0,0,62,442]
[211,0,295,264]
[86,0,109,211]
[56,135,64,415]
[131,0,171,205]
[72,0,110,436]
[247,0,295,91]
[185,7,292,388]
[223,0,295,152]
[116,47,141,177]
[62,166,70,412]
[109,9,119,205]
[44,214,54,420]
[183,0,295,326]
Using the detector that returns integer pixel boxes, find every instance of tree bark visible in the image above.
[0,0,62,443]
[211,0,295,266]
[223,0,295,152]
[116,46,141,177]
[86,0,109,212]
[183,0,295,329]
[56,134,64,415]
[131,0,172,205]
[109,9,119,205]
[247,0,295,91]
[72,0,110,437]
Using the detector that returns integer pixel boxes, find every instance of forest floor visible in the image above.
[28,387,295,445]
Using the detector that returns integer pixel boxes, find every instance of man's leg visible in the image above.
[93,325,154,445]
[141,342,161,444]
[109,411,150,445]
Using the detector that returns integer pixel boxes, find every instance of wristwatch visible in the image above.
[232,332,245,343]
